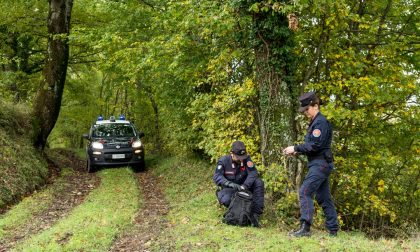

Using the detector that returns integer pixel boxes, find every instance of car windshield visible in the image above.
[92,123,136,138]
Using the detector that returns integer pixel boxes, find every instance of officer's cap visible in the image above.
[298,91,318,112]
[231,141,248,160]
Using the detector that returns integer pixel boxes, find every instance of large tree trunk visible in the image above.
[253,12,299,166]
[33,0,73,150]
[252,11,306,192]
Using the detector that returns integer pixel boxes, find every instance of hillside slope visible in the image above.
[0,102,48,210]
[0,151,418,251]
[150,155,419,251]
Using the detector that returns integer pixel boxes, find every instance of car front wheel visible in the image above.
[133,159,145,173]
[86,158,95,173]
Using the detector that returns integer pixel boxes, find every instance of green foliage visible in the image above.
[47,0,158,149]
[2,0,418,237]
[295,0,420,236]
[0,0,47,103]
[0,101,48,209]
[188,79,260,162]
[258,161,299,224]
[232,0,419,237]
[48,67,105,148]
[135,0,260,156]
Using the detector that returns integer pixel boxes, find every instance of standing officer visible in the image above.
[213,140,265,227]
[283,91,339,237]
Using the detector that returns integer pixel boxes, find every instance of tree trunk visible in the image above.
[135,81,161,153]
[252,12,299,166]
[111,88,120,116]
[32,0,73,150]
[147,91,162,153]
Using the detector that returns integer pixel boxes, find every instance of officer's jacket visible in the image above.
[294,112,333,162]
[213,155,258,189]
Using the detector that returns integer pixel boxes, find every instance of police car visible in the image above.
[83,115,145,173]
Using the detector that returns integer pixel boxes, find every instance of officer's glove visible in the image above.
[231,183,242,191]
[223,181,239,190]
[240,185,247,191]
[223,181,232,188]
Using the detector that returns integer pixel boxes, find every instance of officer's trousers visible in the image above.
[299,159,339,232]
[217,177,265,214]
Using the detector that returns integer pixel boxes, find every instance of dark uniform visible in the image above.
[213,155,265,216]
[294,111,339,233]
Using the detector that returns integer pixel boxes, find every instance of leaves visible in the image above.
[1,0,418,237]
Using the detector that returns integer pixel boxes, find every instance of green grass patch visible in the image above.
[151,155,420,251]
[14,168,141,251]
[0,169,75,240]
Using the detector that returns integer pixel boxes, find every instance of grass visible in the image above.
[1,151,418,251]
[150,154,420,252]
[14,167,141,252]
[0,169,76,241]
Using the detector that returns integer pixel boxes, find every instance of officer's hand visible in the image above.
[240,185,247,191]
[223,181,233,188]
[247,161,255,168]
[230,183,242,191]
[283,146,296,156]
[224,181,242,191]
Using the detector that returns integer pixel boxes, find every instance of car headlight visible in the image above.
[132,140,142,148]
[92,142,104,149]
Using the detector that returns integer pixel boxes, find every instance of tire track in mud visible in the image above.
[110,171,169,252]
[0,150,100,252]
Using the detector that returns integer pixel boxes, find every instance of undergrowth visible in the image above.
[0,101,48,209]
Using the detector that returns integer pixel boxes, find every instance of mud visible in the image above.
[110,171,169,252]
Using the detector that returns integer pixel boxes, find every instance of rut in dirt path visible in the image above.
[110,171,169,252]
[0,150,100,252]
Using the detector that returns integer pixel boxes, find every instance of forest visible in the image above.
[0,0,419,249]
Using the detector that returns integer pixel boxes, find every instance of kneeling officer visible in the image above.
[213,141,265,227]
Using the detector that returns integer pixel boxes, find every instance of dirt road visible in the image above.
[0,149,168,252]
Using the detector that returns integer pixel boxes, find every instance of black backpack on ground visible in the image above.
[223,190,253,226]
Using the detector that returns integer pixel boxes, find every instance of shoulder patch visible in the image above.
[312,129,321,137]
[217,165,222,170]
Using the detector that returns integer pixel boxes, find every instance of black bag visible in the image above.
[223,190,253,226]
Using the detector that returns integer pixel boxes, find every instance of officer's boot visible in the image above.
[288,221,311,237]
[328,230,337,237]
[250,213,260,228]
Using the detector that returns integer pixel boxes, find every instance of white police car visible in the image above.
[83,115,145,172]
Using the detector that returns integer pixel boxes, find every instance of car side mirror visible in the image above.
[82,133,89,139]
[138,131,145,138]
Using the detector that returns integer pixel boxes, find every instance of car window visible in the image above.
[92,124,136,138]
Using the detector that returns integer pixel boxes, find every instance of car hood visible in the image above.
[92,137,136,147]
